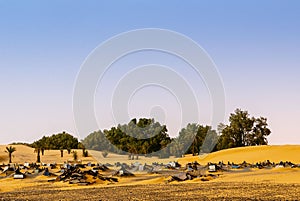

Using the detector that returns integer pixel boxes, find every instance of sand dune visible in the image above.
[179,145,300,165]
[1,144,300,198]
[0,145,178,165]
[2,144,300,166]
[0,145,97,164]
[89,150,177,165]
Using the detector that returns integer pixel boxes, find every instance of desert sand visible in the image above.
[0,145,97,164]
[179,145,300,165]
[1,145,300,200]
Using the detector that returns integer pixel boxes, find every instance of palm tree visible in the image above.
[5,146,16,163]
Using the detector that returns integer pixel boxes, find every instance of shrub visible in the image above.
[72,151,78,160]
[102,151,108,158]
[83,150,88,157]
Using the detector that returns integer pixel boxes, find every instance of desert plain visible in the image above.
[1,145,300,200]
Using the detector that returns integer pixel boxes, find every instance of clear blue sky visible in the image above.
[0,0,299,144]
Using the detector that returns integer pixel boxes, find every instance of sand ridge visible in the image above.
[178,145,300,165]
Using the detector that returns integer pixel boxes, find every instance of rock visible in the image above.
[69,179,80,184]
[14,174,25,179]
[113,167,135,177]
[172,172,187,181]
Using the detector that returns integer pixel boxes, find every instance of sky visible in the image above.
[0,0,299,145]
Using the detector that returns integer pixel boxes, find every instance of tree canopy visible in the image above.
[216,109,271,150]
[25,109,271,158]
[82,118,172,158]
[5,146,16,163]
[82,109,271,157]
[32,131,79,150]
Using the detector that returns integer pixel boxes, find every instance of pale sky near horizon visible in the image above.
[0,0,299,145]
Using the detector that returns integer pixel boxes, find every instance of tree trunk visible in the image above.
[37,149,41,163]
[9,153,12,163]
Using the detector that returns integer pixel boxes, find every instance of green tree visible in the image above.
[216,109,271,150]
[32,140,43,163]
[34,148,41,163]
[249,117,271,145]
[82,130,117,153]
[32,132,79,158]
[5,146,16,163]
[104,118,171,158]
[179,123,199,155]
[176,124,218,155]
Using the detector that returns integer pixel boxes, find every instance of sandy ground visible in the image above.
[1,182,300,200]
[1,145,300,200]
[89,150,178,165]
[0,145,97,164]
[178,145,300,165]
[2,144,300,166]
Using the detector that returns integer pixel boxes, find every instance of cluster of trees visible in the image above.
[82,109,271,158]
[216,109,271,150]
[82,118,172,159]
[169,124,218,157]
[32,131,79,150]
[169,109,271,156]
[5,108,271,162]
[31,131,81,162]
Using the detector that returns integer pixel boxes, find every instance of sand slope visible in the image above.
[0,145,96,164]
[1,144,300,194]
[89,150,177,165]
[0,145,178,165]
[179,145,300,165]
[2,144,300,165]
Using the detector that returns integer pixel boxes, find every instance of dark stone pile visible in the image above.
[51,164,118,185]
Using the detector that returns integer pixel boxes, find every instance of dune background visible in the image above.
[0,145,96,164]
[1,144,300,165]
[1,144,300,194]
[179,145,300,165]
